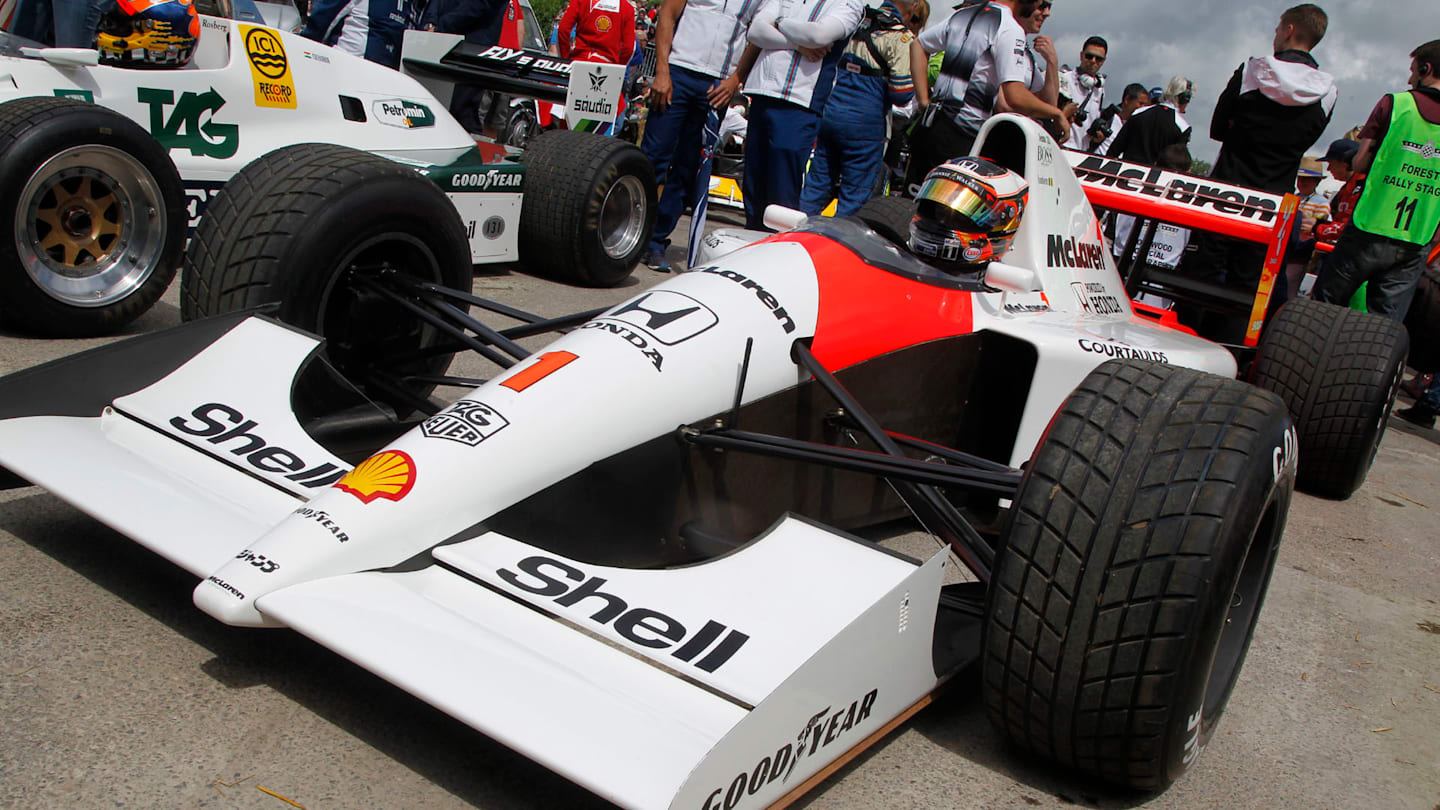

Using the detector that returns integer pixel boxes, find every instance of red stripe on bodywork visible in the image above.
[1130,301,1197,336]
[775,232,975,371]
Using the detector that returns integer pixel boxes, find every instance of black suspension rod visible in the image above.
[790,342,994,580]
[350,273,518,370]
[498,307,611,339]
[688,429,1022,495]
[882,431,1017,473]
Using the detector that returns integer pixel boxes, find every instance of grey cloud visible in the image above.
[1015,0,1428,163]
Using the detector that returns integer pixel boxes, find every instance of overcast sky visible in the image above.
[934,0,1430,164]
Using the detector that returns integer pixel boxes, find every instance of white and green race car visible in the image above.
[0,11,653,336]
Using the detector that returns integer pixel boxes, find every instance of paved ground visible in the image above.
[2,223,1438,809]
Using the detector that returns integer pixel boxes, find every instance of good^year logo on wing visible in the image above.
[334,450,416,504]
[242,26,297,109]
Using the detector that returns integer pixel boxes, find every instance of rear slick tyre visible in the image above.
[984,359,1295,791]
[519,130,655,286]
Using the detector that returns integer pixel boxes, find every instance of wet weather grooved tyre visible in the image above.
[1252,298,1408,499]
[984,359,1294,791]
[181,143,472,415]
[0,96,185,337]
[519,129,655,286]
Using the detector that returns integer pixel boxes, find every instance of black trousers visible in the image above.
[1175,232,1270,344]
[904,109,977,195]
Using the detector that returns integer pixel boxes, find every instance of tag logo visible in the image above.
[138,87,239,158]
[421,401,508,447]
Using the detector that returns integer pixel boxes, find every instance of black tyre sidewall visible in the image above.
[183,144,470,416]
[520,131,656,287]
[275,173,469,415]
[853,196,915,248]
[0,99,185,336]
[1404,264,1439,373]
[986,360,1295,790]
[575,146,655,286]
[1157,421,1291,786]
[1253,299,1408,498]
[274,174,471,328]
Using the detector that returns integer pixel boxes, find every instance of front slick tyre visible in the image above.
[984,359,1295,791]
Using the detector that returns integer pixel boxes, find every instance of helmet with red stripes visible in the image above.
[97,0,201,68]
[909,157,1028,273]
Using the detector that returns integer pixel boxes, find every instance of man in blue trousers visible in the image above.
[640,0,762,271]
[742,0,866,230]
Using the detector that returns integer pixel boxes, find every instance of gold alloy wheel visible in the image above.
[35,173,124,269]
[16,145,167,308]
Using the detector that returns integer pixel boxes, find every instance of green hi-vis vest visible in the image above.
[1354,91,1440,244]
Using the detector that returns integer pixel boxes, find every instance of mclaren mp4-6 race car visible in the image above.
[0,8,653,337]
[0,115,1410,808]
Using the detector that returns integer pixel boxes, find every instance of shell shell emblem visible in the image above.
[334,450,416,504]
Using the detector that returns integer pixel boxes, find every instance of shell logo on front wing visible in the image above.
[334,450,416,504]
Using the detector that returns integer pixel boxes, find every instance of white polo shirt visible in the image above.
[919,1,1028,135]
[669,0,765,79]
[745,0,867,111]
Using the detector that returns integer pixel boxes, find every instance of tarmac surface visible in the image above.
[1,217,1438,809]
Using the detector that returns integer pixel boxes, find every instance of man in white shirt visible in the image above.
[741,0,867,228]
[642,0,762,269]
[1057,34,1107,150]
[1083,82,1149,154]
[907,0,1067,193]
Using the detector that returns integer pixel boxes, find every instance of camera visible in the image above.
[1072,108,1088,126]
[1087,104,1120,136]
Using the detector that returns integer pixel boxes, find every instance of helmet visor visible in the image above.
[914,175,1023,234]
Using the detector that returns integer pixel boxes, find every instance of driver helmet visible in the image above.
[97,0,200,68]
[909,157,1028,272]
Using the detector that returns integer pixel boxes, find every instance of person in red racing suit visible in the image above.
[556,0,636,64]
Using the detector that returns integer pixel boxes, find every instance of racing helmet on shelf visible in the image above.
[97,0,201,68]
[908,157,1028,273]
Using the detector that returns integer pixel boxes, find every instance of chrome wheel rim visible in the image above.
[16,145,166,308]
[598,174,647,260]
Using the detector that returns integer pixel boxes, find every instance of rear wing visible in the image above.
[1065,151,1300,347]
[400,31,623,133]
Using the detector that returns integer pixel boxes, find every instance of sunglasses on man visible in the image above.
[1082,51,1106,63]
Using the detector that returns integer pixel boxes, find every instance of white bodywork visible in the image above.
[0,115,1241,809]
[0,21,620,262]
